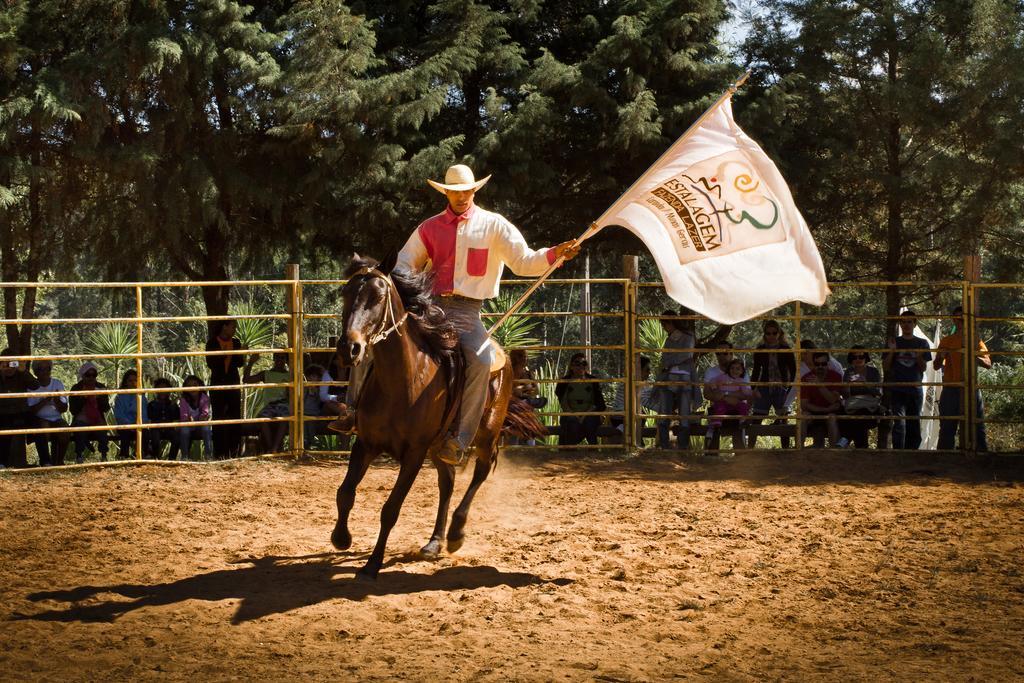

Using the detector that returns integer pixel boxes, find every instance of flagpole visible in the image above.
[487,70,752,336]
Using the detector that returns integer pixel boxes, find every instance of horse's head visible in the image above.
[338,251,402,367]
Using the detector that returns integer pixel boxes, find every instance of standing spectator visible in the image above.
[205,319,245,459]
[27,359,69,466]
[244,351,291,453]
[610,356,654,444]
[178,374,214,459]
[656,309,696,449]
[884,310,932,450]
[69,361,110,464]
[0,349,40,468]
[303,363,327,449]
[799,351,845,448]
[112,369,158,459]
[840,347,883,448]
[934,306,991,451]
[147,377,180,460]
[555,353,605,446]
[750,320,796,448]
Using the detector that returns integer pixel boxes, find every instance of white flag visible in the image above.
[596,98,830,324]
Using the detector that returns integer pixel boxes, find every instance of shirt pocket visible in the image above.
[466,247,489,277]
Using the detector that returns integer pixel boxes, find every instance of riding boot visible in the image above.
[430,436,471,466]
[328,404,357,435]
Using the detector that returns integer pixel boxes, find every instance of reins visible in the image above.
[352,266,409,347]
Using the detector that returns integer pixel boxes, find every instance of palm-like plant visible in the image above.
[84,322,138,386]
[483,292,541,348]
[638,317,667,370]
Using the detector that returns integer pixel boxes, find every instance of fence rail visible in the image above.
[0,267,1020,469]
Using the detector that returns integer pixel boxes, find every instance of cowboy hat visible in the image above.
[427,164,491,194]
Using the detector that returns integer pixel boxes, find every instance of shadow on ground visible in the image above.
[15,552,572,625]
[500,449,1024,487]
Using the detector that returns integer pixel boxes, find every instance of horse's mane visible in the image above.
[345,256,459,362]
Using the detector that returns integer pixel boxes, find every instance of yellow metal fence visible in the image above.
[0,274,1020,469]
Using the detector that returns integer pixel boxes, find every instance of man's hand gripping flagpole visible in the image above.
[487,70,752,336]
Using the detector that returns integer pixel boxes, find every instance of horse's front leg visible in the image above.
[447,450,493,553]
[421,460,455,559]
[331,439,372,551]
[359,452,425,579]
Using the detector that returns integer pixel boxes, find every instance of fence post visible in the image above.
[964,255,981,455]
[623,256,638,449]
[794,301,802,453]
[285,264,303,456]
[135,285,144,460]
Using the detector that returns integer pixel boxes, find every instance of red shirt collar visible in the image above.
[443,202,475,225]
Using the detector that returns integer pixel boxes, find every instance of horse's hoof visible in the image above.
[355,565,379,581]
[420,540,442,559]
[446,535,464,554]
[331,527,352,551]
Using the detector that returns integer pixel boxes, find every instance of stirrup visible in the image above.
[328,407,357,435]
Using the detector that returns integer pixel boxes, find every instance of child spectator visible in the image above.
[27,359,69,466]
[178,374,214,459]
[147,377,180,460]
[113,369,158,459]
[708,358,755,431]
[69,361,110,464]
[244,352,291,453]
[610,356,655,444]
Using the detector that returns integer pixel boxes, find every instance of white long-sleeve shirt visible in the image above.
[397,204,556,300]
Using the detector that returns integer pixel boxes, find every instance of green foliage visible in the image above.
[638,317,667,369]
[84,323,138,387]
[483,292,540,348]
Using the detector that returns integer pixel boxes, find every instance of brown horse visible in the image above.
[331,253,542,579]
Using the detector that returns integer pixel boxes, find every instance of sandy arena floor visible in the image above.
[2,450,1023,681]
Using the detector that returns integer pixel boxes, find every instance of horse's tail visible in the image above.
[502,397,548,441]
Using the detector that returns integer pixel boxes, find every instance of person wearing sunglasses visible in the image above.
[554,352,605,446]
[840,346,882,448]
[750,320,796,448]
[799,351,844,447]
[69,361,111,464]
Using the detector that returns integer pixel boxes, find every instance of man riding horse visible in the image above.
[332,164,580,465]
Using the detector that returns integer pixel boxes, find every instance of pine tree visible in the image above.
[739,0,1024,320]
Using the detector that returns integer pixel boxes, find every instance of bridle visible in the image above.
[346,266,409,347]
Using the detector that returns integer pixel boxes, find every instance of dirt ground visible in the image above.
[2,450,1023,682]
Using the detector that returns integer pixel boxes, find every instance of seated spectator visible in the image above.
[840,346,882,448]
[799,351,844,448]
[656,309,696,450]
[702,342,740,451]
[784,339,843,413]
[708,358,755,432]
[0,349,40,469]
[934,305,991,451]
[509,349,546,446]
[113,369,159,459]
[69,361,110,464]
[27,359,69,466]
[244,351,291,453]
[178,374,214,459]
[555,353,605,446]
[610,356,655,444]
[303,363,331,449]
[750,320,796,448]
[147,377,180,460]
